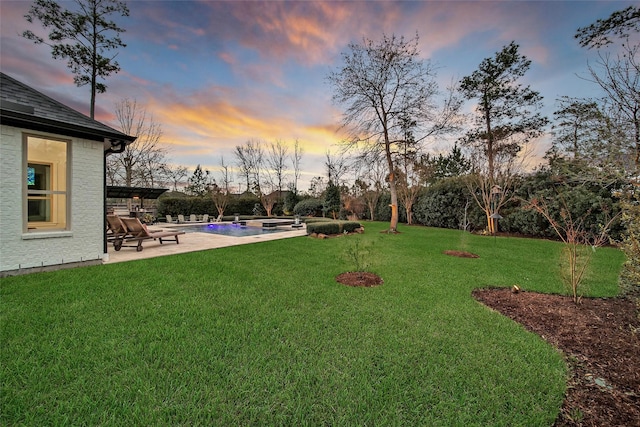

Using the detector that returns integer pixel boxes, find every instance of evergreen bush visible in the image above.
[323,181,341,219]
[227,193,261,215]
[293,198,323,217]
[413,177,484,231]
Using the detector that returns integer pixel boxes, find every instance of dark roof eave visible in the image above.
[0,108,137,146]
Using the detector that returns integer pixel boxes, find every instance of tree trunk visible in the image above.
[389,177,399,232]
[90,8,97,119]
[485,106,494,181]
[406,202,413,225]
[384,129,399,232]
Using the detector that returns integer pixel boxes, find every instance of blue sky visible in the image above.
[1,0,635,191]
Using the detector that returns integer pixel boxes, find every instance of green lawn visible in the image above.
[1,222,624,425]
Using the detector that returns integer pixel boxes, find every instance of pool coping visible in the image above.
[104,222,307,264]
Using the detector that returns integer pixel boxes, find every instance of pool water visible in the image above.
[177,223,289,237]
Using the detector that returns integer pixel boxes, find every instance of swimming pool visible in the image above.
[175,223,291,237]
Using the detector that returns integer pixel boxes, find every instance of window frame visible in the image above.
[23,133,71,233]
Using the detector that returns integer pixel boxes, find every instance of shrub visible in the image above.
[227,192,261,216]
[374,193,393,222]
[307,222,340,235]
[323,181,341,219]
[343,239,375,272]
[503,166,624,240]
[306,221,362,235]
[294,198,323,217]
[283,191,299,215]
[157,196,214,217]
[342,221,362,233]
[304,217,332,224]
[413,177,485,231]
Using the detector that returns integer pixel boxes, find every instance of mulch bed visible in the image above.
[443,250,480,258]
[473,288,640,426]
[336,271,383,287]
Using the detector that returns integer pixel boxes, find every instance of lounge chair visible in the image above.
[190,214,197,222]
[201,214,209,223]
[178,214,186,223]
[166,214,176,223]
[106,214,130,243]
[118,217,185,252]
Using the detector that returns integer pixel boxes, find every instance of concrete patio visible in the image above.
[104,223,307,264]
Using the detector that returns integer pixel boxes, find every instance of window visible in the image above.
[25,136,69,231]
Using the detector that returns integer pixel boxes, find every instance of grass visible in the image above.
[1,222,624,425]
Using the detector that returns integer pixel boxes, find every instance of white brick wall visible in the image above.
[0,125,105,274]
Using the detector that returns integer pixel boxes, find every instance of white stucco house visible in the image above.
[0,72,136,277]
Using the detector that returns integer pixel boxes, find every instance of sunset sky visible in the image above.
[1,0,635,191]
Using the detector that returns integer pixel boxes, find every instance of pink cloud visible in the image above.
[218,52,236,65]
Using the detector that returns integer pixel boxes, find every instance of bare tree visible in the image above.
[138,147,166,188]
[234,140,263,193]
[106,159,119,186]
[308,176,326,198]
[354,152,387,221]
[343,180,367,220]
[364,176,385,223]
[234,140,281,215]
[325,150,350,186]
[396,152,431,225]
[163,164,188,192]
[219,156,233,193]
[395,115,430,225]
[577,6,640,301]
[527,194,619,303]
[328,33,460,232]
[291,139,304,193]
[585,44,640,170]
[267,140,289,193]
[107,98,167,188]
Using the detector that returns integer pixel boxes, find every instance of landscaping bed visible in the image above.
[473,288,640,427]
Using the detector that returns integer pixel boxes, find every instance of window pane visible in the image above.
[27,163,51,191]
[28,197,51,222]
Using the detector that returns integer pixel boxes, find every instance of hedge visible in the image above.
[306,221,362,235]
[158,192,283,217]
[304,217,333,224]
[157,196,214,217]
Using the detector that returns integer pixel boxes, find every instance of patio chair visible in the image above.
[178,214,186,223]
[107,214,131,249]
[201,214,209,223]
[190,214,197,222]
[118,217,185,252]
[166,214,176,223]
